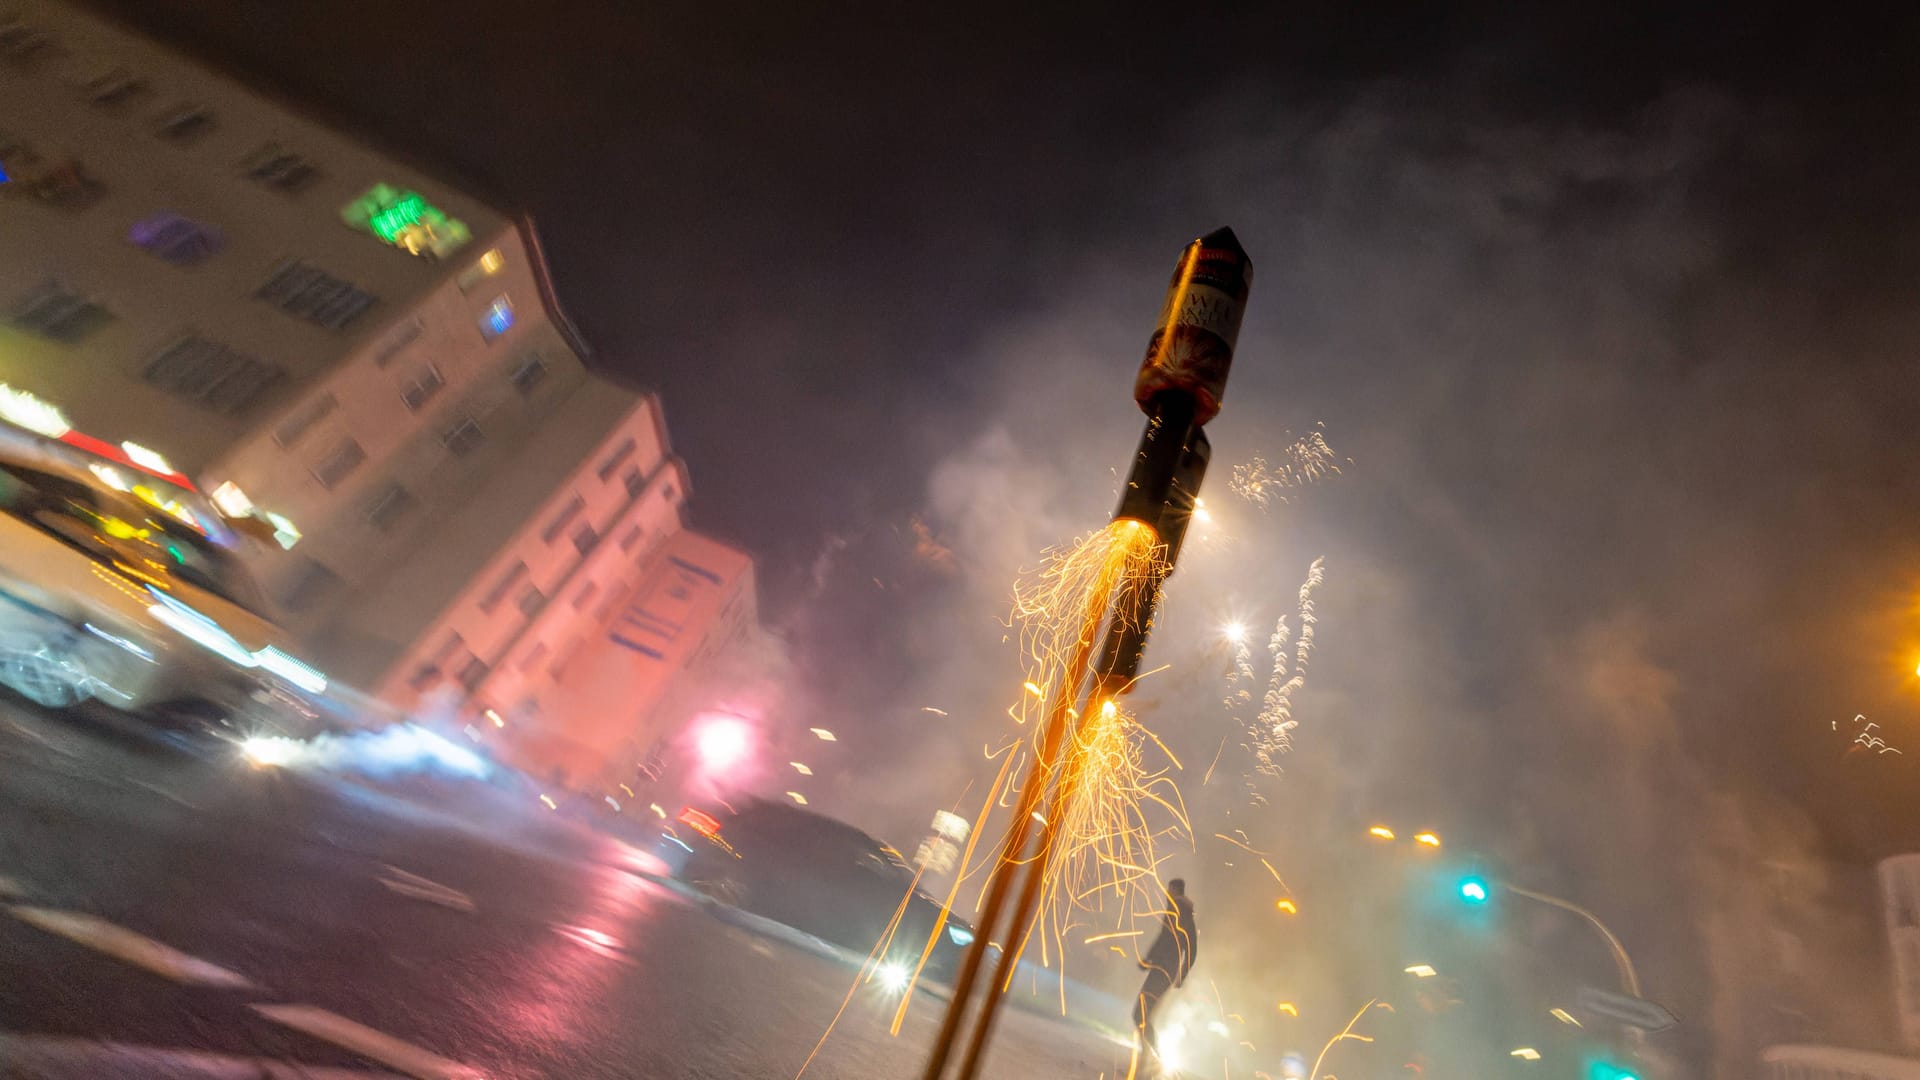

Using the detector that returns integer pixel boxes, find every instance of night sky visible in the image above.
[84,2,1920,1073]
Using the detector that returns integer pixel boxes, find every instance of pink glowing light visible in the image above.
[692,715,754,775]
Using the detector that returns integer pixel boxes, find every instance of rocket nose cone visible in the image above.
[1196,226,1248,260]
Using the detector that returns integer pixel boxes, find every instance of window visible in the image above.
[571,522,599,556]
[83,68,150,109]
[278,557,340,613]
[242,142,321,194]
[398,364,444,412]
[128,212,223,265]
[369,318,423,368]
[619,525,644,553]
[596,438,637,481]
[155,104,215,143]
[257,260,377,329]
[457,247,505,291]
[478,295,514,340]
[572,581,599,611]
[273,393,338,448]
[442,417,485,457]
[366,484,416,531]
[509,353,549,396]
[22,159,103,210]
[10,281,111,342]
[541,495,585,543]
[143,337,283,416]
[311,438,367,490]
[622,464,645,497]
[0,18,59,65]
[457,656,489,691]
[518,642,549,673]
[480,561,527,613]
[0,130,41,176]
[516,584,546,618]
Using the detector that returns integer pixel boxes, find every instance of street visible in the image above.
[0,699,1124,1079]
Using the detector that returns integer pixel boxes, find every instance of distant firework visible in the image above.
[1235,557,1327,776]
[1229,424,1346,508]
[1837,713,1903,756]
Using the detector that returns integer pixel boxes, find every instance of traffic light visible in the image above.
[1458,875,1490,904]
[1587,1061,1640,1080]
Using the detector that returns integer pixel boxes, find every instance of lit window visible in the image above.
[478,296,514,340]
[10,280,111,342]
[457,657,489,691]
[83,68,150,109]
[619,525,644,553]
[510,353,549,396]
[155,104,215,143]
[128,212,224,265]
[311,438,367,490]
[241,142,321,194]
[596,438,637,481]
[480,561,527,613]
[622,464,645,497]
[257,260,376,329]
[273,393,338,448]
[571,522,599,556]
[398,364,444,412]
[541,495,585,543]
[366,484,416,531]
[442,417,485,457]
[143,336,284,417]
[457,247,505,291]
[340,183,471,259]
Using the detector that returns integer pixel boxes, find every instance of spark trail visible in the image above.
[1229,425,1345,508]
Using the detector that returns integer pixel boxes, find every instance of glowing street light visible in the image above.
[1458,875,1490,904]
[790,761,813,775]
[1413,831,1441,848]
[1403,964,1437,978]
[786,791,809,806]
[1510,1047,1541,1061]
[1275,898,1298,915]
[1276,1001,1299,1017]
[1367,825,1396,841]
[1550,1007,1582,1027]
[809,727,837,741]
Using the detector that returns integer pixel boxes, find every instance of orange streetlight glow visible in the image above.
[1368,825,1396,841]
[1276,898,1298,914]
[1413,831,1441,848]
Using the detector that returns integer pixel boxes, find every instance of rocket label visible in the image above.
[1159,284,1242,343]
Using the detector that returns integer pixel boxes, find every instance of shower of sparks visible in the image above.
[1837,713,1904,756]
[930,520,1192,1004]
[1246,557,1326,775]
[1229,425,1346,508]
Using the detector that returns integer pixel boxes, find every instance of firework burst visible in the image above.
[1230,425,1346,508]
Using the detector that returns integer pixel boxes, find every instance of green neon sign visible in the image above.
[341,183,471,259]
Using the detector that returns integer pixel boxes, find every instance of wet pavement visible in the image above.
[0,699,1127,1079]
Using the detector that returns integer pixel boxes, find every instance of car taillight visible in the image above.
[678,807,721,837]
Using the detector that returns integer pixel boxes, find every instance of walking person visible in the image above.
[1133,878,1198,1056]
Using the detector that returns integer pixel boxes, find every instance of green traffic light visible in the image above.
[1587,1062,1640,1080]
[1458,875,1489,903]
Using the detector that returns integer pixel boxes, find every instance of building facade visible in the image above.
[0,0,767,784]
[0,0,594,647]
[1760,1045,1920,1080]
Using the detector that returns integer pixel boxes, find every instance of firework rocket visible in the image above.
[1100,228,1252,690]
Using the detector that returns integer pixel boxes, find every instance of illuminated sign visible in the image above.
[340,183,471,259]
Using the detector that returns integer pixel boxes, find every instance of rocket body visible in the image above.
[1132,227,1252,425]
